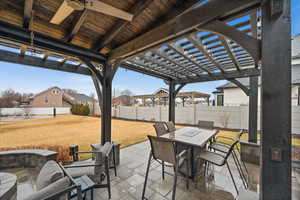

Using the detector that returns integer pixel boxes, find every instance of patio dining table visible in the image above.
[161,127,218,178]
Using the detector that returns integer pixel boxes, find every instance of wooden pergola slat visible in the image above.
[64,9,89,43]
[109,0,261,61]
[0,1,293,198]
[23,0,34,29]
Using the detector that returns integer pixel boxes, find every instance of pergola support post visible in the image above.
[168,82,186,122]
[248,76,258,143]
[261,1,291,199]
[85,59,118,145]
[168,80,176,123]
[101,66,113,144]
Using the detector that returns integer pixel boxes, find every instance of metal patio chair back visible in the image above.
[198,120,214,129]
[153,122,168,136]
[142,135,189,200]
[148,135,177,165]
[165,121,176,132]
[198,139,240,194]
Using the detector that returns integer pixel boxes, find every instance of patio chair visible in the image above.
[196,139,240,195]
[91,141,117,177]
[153,122,169,179]
[209,130,248,188]
[198,120,214,129]
[165,121,176,132]
[142,135,190,200]
[23,160,83,200]
[64,142,114,199]
[153,122,168,136]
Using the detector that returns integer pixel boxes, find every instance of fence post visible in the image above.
[135,106,138,120]
[193,104,197,125]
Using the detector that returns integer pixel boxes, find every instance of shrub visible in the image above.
[71,104,90,115]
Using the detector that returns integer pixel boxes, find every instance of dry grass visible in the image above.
[0,115,299,161]
[0,115,157,160]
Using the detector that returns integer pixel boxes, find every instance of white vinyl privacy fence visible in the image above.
[105,105,300,135]
[0,107,71,116]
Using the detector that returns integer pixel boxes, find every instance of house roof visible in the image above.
[217,64,300,89]
[32,86,61,98]
[68,93,95,103]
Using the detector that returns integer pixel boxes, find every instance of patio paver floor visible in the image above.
[1,141,299,200]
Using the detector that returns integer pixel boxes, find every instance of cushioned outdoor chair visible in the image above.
[209,129,248,188]
[64,142,114,199]
[142,135,190,200]
[91,142,117,177]
[165,121,176,132]
[22,160,82,200]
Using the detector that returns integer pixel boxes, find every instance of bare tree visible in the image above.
[89,92,96,115]
[120,89,133,96]
[0,89,21,107]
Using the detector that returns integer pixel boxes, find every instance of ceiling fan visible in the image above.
[50,0,133,25]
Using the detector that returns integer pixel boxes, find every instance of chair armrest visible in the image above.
[63,163,102,168]
[44,185,81,200]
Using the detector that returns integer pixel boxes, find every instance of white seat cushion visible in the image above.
[36,160,64,190]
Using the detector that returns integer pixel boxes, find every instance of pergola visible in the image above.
[134,90,210,106]
[0,0,291,199]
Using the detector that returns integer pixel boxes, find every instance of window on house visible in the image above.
[45,96,48,103]
[216,94,224,106]
[53,90,60,94]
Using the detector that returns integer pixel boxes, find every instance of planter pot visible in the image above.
[240,139,260,165]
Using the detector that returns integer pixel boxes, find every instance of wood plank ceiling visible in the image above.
[0,0,262,83]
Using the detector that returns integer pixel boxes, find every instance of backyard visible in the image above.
[0,114,299,162]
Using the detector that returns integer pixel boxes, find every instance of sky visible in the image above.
[0,1,300,98]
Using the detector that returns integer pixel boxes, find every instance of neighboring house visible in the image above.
[112,95,135,106]
[30,87,97,108]
[214,35,300,106]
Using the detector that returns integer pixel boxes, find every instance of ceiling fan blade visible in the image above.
[50,1,75,24]
[86,0,133,21]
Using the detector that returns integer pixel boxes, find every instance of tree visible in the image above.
[0,89,20,108]
[62,88,78,94]
[0,89,33,108]
[120,89,133,96]
[89,92,96,114]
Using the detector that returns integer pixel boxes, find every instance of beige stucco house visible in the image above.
[214,35,300,106]
[30,87,96,108]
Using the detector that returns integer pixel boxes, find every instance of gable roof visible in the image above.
[154,88,169,95]
[33,86,61,98]
[217,64,300,89]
